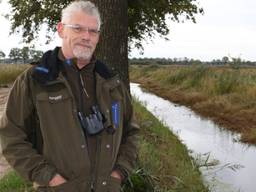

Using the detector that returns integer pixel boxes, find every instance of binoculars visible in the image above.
[78,105,104,135]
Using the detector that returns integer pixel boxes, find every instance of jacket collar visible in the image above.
[32,46,115,85]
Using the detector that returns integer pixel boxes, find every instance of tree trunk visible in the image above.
[91,0,129,90]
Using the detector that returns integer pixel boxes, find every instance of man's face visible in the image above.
[57,11,100,61]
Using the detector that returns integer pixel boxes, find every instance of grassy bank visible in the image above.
[130,64,256,144]
[0,100,208,191]
[0,64,29,86]
[132,100,208,191]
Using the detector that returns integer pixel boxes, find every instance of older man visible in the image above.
[0,1,139,192]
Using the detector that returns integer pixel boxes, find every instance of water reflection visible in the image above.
[131,83,256,192]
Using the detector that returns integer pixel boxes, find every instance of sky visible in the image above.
[0,0,255,61]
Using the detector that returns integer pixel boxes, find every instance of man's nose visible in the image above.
[82,29,91,38]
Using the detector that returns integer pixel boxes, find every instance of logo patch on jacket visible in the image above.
[49,95,63,101]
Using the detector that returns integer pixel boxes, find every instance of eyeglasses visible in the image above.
[63,24,100,36]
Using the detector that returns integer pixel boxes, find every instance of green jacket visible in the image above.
[0,48,139,192]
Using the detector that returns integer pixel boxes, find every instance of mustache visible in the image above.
[75,42,92,49]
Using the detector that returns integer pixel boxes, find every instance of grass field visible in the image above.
[130,64,256,144]
[0,64,30,86]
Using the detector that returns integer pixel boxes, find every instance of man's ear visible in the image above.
[57,22,64,38]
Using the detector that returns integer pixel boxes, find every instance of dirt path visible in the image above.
[0,87,11,178]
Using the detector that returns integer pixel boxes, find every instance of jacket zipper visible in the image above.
[90,135,102,191]
[76,71,97,191]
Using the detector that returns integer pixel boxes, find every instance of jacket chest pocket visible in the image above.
[36,90,72,112]
[35,90,74,134]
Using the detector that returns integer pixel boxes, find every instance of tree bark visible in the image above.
[91,0,129,90]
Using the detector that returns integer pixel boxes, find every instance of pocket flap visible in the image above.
[36,91,70,103]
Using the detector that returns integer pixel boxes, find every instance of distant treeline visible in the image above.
[0,47,43,65]
[2,55,256,68]
[0,58,37,65]
[129,57,256,67]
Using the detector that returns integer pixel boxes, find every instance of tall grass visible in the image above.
[0,64,30,86]
[213,70,240,94]
[130,65,256,101]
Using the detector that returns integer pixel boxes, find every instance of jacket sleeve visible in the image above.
[0,69,56,185]
[114,84,140,179]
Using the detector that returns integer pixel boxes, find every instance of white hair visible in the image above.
[61,1,101,30]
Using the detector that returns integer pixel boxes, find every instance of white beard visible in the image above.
[73,45,93,60]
